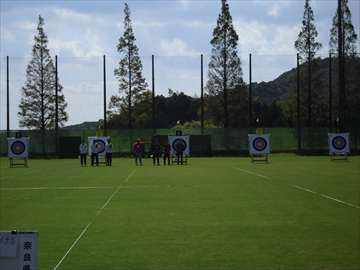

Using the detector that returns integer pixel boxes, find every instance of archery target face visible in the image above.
[95,139,106,154]
[88,137,109,157]
[249,134,270,154]
[253,137,267,152]
[172,138,187,152]
[332,136,346,150]
[169,136,190,155]
[8,138,29,158]
[328,133,349,153]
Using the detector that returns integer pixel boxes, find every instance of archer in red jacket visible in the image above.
[134,138,150,166]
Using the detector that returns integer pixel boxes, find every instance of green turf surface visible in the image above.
[1,155,359,269]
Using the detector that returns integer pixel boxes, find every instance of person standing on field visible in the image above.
[91,140,99,166]
[163,139,171,165]
[79,139,87,167]
[133,138,150,166]
[105,139,113,166]
[176,140,184,165]
[152,139,161,165]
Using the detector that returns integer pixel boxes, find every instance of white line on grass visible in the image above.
[232,167,272,179]
[321,194,360,209]
[292,185,359,209]
[1,186,116,191]
[53,169,137,270]
[1,184,213,191]
[230,167,359,210]
[292,185,317,194]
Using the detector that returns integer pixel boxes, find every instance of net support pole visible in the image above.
[329,53,332,131]
[201,54,204,133]
[297,53,301,152]
[337,0,345,130]
[103,55,107,136]
[152,55,155,129]
[7,56,10,138]
[249,53,252,133]
[55,55,59,155]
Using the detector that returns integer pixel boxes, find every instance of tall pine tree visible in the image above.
[289,0,326,127]
[329,0,359,122]
[205,0,247,128]
[18,15,68,130]
[109,3,150,128]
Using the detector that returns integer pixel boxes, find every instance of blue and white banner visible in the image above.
[169,135,190,156]
[88,136,110,157]
[248,134,270,155]
[7,138,29,158]
[0,231,38,269]
[328,133,350,153]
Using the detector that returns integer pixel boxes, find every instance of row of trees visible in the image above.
[18,0,359,131]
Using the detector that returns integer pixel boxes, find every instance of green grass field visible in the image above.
[0,155,359,270]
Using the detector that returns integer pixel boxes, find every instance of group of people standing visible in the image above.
[149,138,184,166]
[79,139,113,167]
[133,138,185,166]
[79,137,185,167]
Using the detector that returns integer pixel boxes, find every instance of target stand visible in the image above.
[9,158,28,167]
[330,152,348,162]
[171,155,188,165]
[99,156,107,166]
[251,154,268,163]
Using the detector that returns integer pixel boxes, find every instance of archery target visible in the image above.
[8,137,29,158]
[248,134,270,154]
[253,137,267,152]
[328,133,349,153]
[169,135,190,156]
[88,136,109,157]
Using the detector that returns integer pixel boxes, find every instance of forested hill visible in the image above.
[252,57,332,104]
[64,121,100,130]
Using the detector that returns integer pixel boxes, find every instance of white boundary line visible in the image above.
[293,185,360,209]
[232,166,359,210]
[0,184,213,191]
[232,167,271,179]
[321,194,360,209]
[53,169,137,270]
[292,185,316,194]
[1,186,116,191]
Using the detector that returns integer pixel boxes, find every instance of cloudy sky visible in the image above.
[1,0,359,130]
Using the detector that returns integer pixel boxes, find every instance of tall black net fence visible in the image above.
[1,54,359,156]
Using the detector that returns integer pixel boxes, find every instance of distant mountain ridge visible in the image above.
[63,121,100,130]
[252,57,333,104]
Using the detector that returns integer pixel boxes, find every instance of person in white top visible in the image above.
[79,139,87,167]
[105,139,113,166]
[91,140,99,166]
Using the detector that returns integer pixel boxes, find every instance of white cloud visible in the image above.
[160,38,200,56]
[266,2,292,18]
[2,30,15,42]
[15,21,37,31]
[49,27,105,57]
[233,18,299,56]
[53,7,91,23]
[179,0,190,9]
